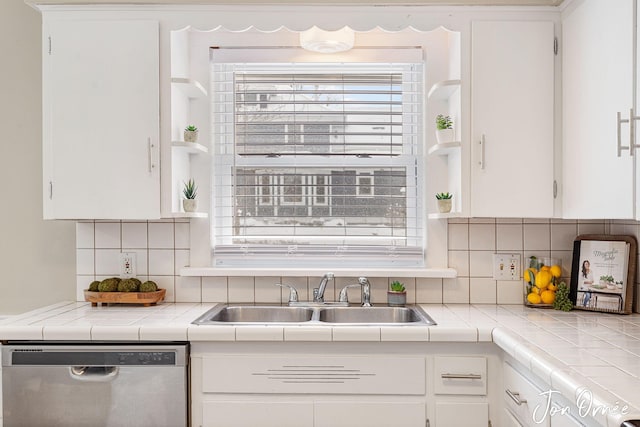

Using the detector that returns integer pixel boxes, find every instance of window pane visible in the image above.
[212,62,424,265]
[235,72,404,156]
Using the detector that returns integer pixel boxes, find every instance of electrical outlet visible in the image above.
[120,252,137,278]
[493,253,521,281]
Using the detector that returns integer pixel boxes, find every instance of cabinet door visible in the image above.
[43,20,160,219]
[471,21,555,217]
[562,0,634,219]
[202,401,313,427]
[315,401,425,427]
[434,402,488,427]
[549,404,585,427]
[504,408,525,427]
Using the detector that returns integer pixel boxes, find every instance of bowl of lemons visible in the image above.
[524,257,563,308]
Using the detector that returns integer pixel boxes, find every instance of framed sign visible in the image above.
[570,234,637,314]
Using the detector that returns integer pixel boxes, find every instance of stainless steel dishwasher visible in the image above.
[2,342,188,427]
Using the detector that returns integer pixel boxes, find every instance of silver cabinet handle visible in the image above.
[631,108,640,156]
[478,134,485,169]
[441,373,482,380]
[49,181,53,200]
[506,389,527,405]
[618,110,632,157]
[147,137,155,173]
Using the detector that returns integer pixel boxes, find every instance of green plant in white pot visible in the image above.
[184,125,199,143]
[387,281,407,307]
[182,179,198,212]
[435,114,454,144]
[435,192,453,213]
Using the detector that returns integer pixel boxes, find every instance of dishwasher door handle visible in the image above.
[69,366,119,382]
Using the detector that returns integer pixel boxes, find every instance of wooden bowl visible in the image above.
[84,289,166,307]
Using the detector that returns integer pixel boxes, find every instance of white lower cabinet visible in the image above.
[504,361,550,427]
[435,402,489,426]
[503,359,599,427]
[194,352,427,427]
[550,404,586,427]
[191,344,501,427]
[432,356,490,426]
[504,408,525,426]
[203,401,313,427]
[315,401,426,427]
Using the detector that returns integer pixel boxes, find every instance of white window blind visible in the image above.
[212,59,424,267]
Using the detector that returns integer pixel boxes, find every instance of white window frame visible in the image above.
[211,51,424,267]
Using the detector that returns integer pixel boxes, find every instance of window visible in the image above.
[212,58,424,267]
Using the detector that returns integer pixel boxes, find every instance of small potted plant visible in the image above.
[184,125,199,143]
[182,179,198,212]
[435,192,453,213]
[435,114,454,144]
[388,280,407,307]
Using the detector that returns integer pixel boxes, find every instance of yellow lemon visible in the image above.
[531,286,542,295]
[550,265,562,278]
[540,265,551,272]
[527,292,542,304]
[547,282,558,292]
[524,268,538,283]
[541,290,556,304]
[535,270,552,288]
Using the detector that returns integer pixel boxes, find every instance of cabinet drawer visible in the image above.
[202,355,425,395]
[504,362,550,427]
[433,356,487,395]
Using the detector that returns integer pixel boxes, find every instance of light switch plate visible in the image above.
[493,253,521,281]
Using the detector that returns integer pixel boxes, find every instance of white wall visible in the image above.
[0,0,76,314]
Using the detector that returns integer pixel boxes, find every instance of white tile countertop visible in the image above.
[1,302,640,426]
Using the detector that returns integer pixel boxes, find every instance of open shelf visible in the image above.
[171,77,208,98]
[428,141,461,156]
[428,212,461,220]
[428,79,461,101]
[171,211,208,218]
[172,141,209,154]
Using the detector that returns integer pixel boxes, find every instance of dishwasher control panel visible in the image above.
[2,343,187,367]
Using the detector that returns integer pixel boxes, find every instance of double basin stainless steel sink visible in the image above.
[192,304,436,326]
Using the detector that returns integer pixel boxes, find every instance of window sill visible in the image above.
[180,267,457,278]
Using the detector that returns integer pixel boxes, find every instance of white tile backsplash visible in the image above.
[94,222,121,248]
[94,249,121,275]
[175,222,190,249]
[76,222,94,248]
[468,223,496,250]
[524,223,551,250]
[121,222,147,248]
[76,218,640,311]
[202,276,228,302]
[148,223,174,248]
[469,251,494,277]
[148,249,174,276]
[76,249,94,275]
[496,224,523,251]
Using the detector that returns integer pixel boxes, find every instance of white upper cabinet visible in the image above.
[42,19,160,219]
[471,21,555,218]
[562,0,635,219]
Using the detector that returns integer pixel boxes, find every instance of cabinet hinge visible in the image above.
[48,36,51,55]
[553,37,558,55]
